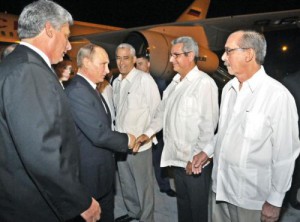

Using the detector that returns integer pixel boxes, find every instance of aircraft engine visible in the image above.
[125,30,219,80]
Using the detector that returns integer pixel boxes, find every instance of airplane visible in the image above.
[1,0,300,87]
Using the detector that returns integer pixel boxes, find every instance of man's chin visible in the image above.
[51,57,63,65]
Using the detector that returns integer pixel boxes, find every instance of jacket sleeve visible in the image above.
[65,84,129,152]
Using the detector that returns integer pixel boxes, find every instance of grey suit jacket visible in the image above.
[0,45,91,222]
[65,75,129,199]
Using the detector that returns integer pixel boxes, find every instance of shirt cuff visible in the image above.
[144,128,155,140]
[152,136,158,145]
[266,190,286,207]
[127,134,131,147]
[202,143,215,158]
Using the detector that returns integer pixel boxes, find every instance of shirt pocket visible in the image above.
[127,92,144,110]
[243,111,267,141]
[179,96,197,117]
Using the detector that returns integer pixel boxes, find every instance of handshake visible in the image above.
[127,134,151,154]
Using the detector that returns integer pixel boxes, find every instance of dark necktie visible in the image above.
[96,90,112,126]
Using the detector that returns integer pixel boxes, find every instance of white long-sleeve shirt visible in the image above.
[113,67,161,152]
[144,66,219,168]
[102,84,115,130]
[203,66,300,210]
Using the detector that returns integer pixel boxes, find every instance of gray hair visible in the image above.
[171,36,199,61]
[237,30,267,65]
[18,0,73,39]
[115,43,136,57]
[77,43,99,68]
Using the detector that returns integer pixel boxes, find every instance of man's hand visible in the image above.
[81,198,101,222]
[192,151,209,174]
[128,133,136,150]
[185,161,193,175]
[261,201,281,222]
[133,134,150,153]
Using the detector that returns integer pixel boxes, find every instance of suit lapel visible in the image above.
[75,75,112,126]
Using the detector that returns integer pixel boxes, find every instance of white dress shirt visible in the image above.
[144,66,219,168]
[203,66,300,210]
[102,84,115,130]
[113,67,161,152]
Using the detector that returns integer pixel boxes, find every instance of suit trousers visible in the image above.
[98,188,114,222]
[117,148,154,222]
[173,163,212,222]
[211,191,261,222]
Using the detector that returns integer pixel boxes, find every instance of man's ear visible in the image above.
[45,22,54,38]
[189,51,196,62]
[82,57,90,68]
[245,48,255,63]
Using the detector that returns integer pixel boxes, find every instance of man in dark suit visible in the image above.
[65,43,136,222]
[0,1,100,222]
[283,71,300,210]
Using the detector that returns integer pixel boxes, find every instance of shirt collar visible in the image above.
[20,41,51,68]
[172,66,200,83]
[228,66,266,93]
[117,67,138,83]
[77,73,97,89]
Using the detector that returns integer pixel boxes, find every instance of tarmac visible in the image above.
[114,171,300,222]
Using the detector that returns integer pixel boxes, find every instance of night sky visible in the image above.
[1,0,300,27]
[1,0,300,79]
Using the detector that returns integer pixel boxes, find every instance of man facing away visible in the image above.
[0,1,100,221]
[136,36,219,222]
[192,30,300,222]
[65,43,136,222]
[136,54,176,197]
[113,43,161,222]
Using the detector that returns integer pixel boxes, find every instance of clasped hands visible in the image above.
[186,151,210,175]
[127,134,151,154]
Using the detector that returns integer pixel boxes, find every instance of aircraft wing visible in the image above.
[70,9,300,79]
[189,9,300,51]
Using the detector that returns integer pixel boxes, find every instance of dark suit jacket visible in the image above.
[0,45,91,221]
[282,71,300,202]
[65,75,129,199]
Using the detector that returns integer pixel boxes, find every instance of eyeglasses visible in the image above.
[170,51,192,59]
[224,47,250,55]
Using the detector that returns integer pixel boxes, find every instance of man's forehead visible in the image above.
[96,48,109,61]
[137,57,147,62]
[171,43,183,51]
[60,23,71,35]
[117,48,131,55]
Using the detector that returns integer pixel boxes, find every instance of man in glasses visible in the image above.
[136,36,219,222]
[192,30,300,222]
